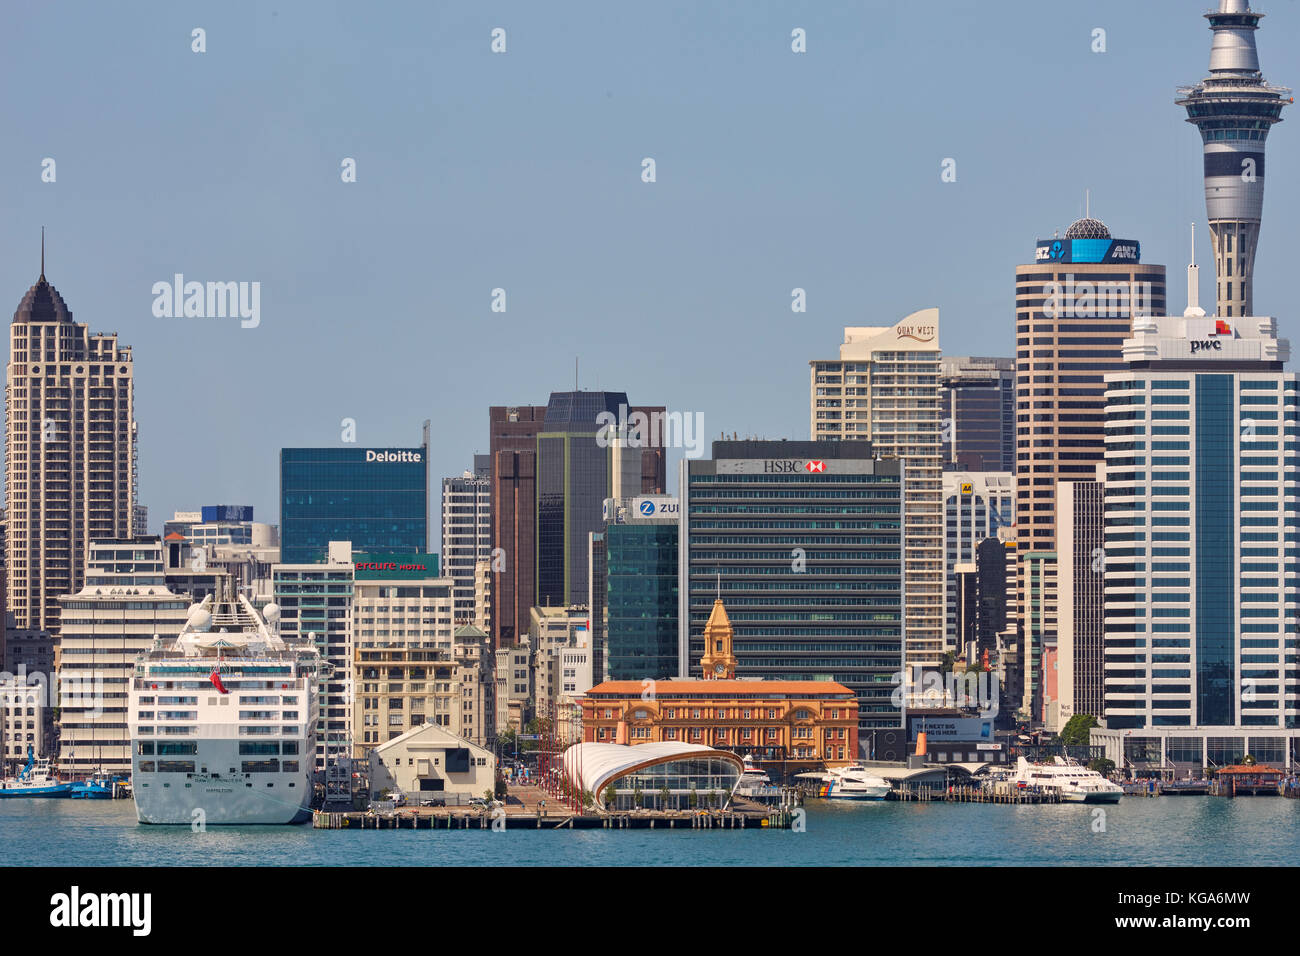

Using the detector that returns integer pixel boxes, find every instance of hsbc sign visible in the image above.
[762,460,827,474]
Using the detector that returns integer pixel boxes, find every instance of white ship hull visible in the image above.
[824,785,891,801]
[134,768,313,825]
[1060,788,1122,805]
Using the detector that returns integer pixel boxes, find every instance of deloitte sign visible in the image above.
[366,449,422,463]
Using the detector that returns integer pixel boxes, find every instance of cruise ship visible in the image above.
[128,583,325,824]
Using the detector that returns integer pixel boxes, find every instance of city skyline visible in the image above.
[6,1,1298,542]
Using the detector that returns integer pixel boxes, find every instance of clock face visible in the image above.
[714,663,726,675]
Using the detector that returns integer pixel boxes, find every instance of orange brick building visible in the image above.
[580,599,859,767]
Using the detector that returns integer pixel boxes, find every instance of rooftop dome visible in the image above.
[1064,217,1111,240]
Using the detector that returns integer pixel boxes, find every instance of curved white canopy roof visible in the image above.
[561,742,742,805]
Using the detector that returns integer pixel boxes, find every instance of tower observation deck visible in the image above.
[1176,0,1291,318]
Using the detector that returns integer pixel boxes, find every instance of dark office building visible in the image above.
[538,391,629,607]
[973,538,1008,662]
[679,440,904,736]
[940,357,1015,473]
[280,430,429,564]
[490,394,667,649]
[489,405,546,649]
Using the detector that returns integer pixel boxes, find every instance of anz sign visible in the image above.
[1034,238,1140,264]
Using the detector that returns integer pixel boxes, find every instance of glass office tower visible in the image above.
[602,497,679,680]
[1103,313,1298,734]
[679,440,904,734]
[280,436,428,564]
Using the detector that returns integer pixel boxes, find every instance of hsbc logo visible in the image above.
[761,460,828,474]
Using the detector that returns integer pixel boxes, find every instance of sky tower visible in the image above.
[1177,0,1291,319]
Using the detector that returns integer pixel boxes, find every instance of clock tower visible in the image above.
[699,598,737,680]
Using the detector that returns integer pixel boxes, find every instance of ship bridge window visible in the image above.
[156,760,196,773]
[138,761,155,773]
[158,742,197,755]
[137,742,155,755]
[242,759,280,773]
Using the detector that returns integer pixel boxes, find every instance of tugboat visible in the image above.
[0,746,73,797]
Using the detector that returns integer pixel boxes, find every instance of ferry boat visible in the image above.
[734,756,772,795]
[798,764,892,800]
[128,583,325,825]
[0,747,72,798]
[1011,756,1122,803]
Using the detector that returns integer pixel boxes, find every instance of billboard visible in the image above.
[906,717,992,742]
[352,553,439,579]
[201,505,254,523]
[1034,237,1140,264]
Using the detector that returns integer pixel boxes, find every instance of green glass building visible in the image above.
[603,500,679,680]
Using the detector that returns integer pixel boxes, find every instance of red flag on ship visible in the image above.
[210,670,229,694]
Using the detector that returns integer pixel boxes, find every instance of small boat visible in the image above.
[0,747,73,798]
[69,776,119,799]
[798,764,891,800]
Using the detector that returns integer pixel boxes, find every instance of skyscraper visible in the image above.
[1177,0,1289,319]
[6,253,137,636]
[489,394,666,650]
[440,456,491,626]
[1014,219,1167,673]
[1102,310,1298,736]
[489,404,546,649]
[942,471,1014,651]
[600,495,679,681]
[940,357,1015,473]
[279,430,429,565]
[679,440,904,736]
[810,309,944,671]
[1055,475,1104,731]
[537,391,630,608]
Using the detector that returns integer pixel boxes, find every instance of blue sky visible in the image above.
[4,1,1298,549]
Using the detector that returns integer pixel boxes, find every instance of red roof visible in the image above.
[1217,764,1283,776]
[585,679,857,698]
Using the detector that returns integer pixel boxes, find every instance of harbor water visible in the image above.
[4,796,1300,866]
